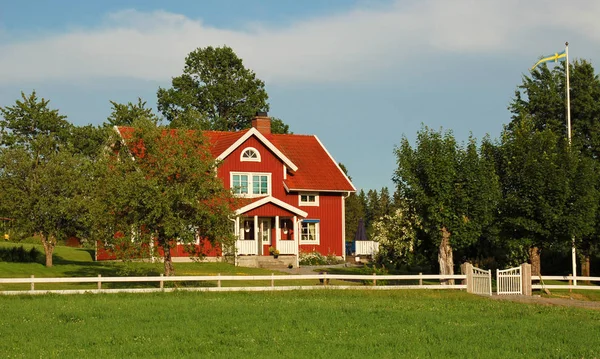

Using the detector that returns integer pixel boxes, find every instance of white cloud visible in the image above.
[1,0,600,85]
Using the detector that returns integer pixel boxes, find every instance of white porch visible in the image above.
[234,215,300,256]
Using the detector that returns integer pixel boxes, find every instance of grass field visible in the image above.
[1,290,599,358]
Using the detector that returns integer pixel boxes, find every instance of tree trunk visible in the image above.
[438,227,454,285]
[581,253,591,284]
[529,246,541,276]
[41,235,55,267]
[163,245,175,276]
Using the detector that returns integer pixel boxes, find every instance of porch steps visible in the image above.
[237,255,296,269]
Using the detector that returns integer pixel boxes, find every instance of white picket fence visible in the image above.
[497,266,522,295]
[0,273,466,295]
[355,241,379,256]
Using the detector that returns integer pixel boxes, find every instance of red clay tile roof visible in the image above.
[270,134,355,192]
[203,130,248,158]
[115,127,355,192]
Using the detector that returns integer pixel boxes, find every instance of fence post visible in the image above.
[419,272,423,286]
[217,273,221,288]
[160,273,164,290]
[373,272,376,286]
[98,274,102,290]
[271,273,274,288]
[461,262,473,293]
[521,263,531,296]
[30,275,34,291]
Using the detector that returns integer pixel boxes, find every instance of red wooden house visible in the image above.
[97,113,355,265]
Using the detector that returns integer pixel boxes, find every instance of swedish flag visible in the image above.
[531,50,567,70]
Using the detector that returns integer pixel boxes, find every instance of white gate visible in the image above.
[471,266,492,296]
[497,266,522,295]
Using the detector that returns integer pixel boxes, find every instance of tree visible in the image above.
[339,163,364,242]
[394,127,500,279]
[510,60,600,159]
[0,91,89,267]
[371,197,421,268]
[106,98,158,127]
[498,118,598,275]
[92,119,236,275]
[157,46,270,131]
[509,60,600,275]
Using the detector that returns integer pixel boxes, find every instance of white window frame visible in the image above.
[300,220,320,244]
[299,192,319,207]
[230,172,271,197]
[240,147,261,162]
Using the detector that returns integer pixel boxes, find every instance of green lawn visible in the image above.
[1,290,599,358]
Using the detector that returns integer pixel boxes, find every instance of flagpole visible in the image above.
[565,41,577,286]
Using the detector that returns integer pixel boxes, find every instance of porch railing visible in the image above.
[277,240,296,255]
[236,240,257,255]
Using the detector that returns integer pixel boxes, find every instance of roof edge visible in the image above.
[312,135,357,192]
[235,196,308,217]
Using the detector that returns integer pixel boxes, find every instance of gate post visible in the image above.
[521,263,531,296]
[461,262,473,293]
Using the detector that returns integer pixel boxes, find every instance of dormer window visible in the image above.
[241,147,261,162]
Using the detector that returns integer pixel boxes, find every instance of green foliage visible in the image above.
[157,46,270,131]
[372,198,421,268]
[91,119,235,275]
[498,118,599,260]
[106,98,158,127]
[0,245,40,263]
[0,91,91,267]
[394,127,500,255]
[298,250,328,266]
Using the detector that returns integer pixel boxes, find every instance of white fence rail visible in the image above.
[355,241,379,256]
[0,273,466,295]
[532,275,600,291]
[497,266,522,295]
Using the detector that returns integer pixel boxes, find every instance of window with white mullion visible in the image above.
[300,221,320,244]
[231,172,271,197]
[299,192,319,206]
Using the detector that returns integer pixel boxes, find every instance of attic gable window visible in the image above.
[240,147,261,162]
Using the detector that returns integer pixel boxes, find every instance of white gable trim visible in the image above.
[313,135,357,192]
[235,196,308,218]
[216,128,298,172]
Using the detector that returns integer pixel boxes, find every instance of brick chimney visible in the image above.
[251,111,271,135]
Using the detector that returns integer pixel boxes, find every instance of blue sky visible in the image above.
[2,0,600,192]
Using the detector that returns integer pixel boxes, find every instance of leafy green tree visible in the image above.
[394,127,500,278]
[498,119,598,274]
[509,60,600,275]
[371,197,421,268]
[0,91,89,267]
[92,119,235,275]
[157,46,270,131]
[106,98,158,127]
[510,60,600,158]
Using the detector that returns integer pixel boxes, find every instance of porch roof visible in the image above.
[235,196,308,218]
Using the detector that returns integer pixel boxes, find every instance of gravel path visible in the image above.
[490,294,600,310]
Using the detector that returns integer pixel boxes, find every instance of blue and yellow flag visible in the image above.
[531,50,566,70]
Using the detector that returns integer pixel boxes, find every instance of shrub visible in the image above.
[0,246,41,263]
[299,250,327,266]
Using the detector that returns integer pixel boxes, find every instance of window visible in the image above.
[231,172,271,197]
[240,147,261,162]
[299,193,319,206]
[300,220,320,244]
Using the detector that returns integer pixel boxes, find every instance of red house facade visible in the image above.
[97,113,355,264]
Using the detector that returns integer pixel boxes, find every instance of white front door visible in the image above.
[259,219,271,255]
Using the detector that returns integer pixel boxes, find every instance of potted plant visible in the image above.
[273,249,280,259]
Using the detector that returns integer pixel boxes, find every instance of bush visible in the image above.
[0,245,41,263]
[299,250,343,266]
